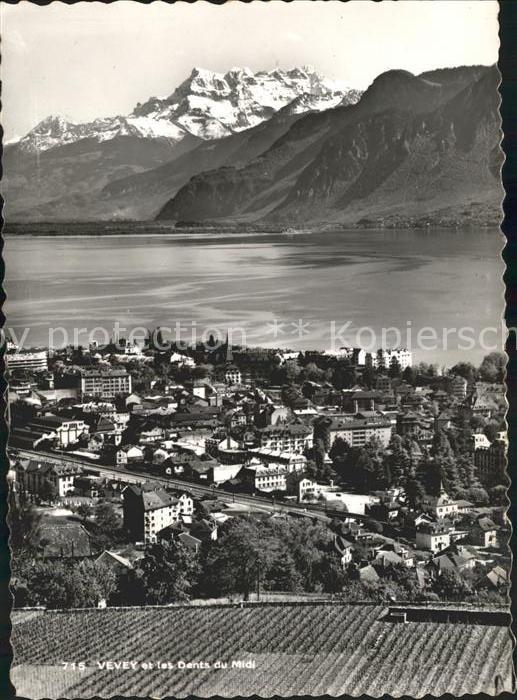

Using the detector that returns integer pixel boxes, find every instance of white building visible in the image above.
[6,350,48,372]
[225,367,242,385]
[170,352,196,368]
[370,348,412,371]
[416,524,451,553]
[80,368,132,399]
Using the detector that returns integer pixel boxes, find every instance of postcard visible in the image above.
[2,1,514,697]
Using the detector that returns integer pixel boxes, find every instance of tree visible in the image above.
[432,570,472,601]
[95,502,121,531]
[76,503,93,522]
[130,540,199,605]
[405,477,425,509]
[450,362,477,384]
[87,502,125,551]
[8,497,42,554]
[39,478,58,504]
[489,485,507,506]
[202,519,274,600]
[384,434,410,486]
[266,550,303,592]
[368,520,383,534]
[12,558,117,609]
[479,352,505,383]
[467,486,489,505]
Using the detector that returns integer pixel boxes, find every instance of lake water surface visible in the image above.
[3,228,505,366]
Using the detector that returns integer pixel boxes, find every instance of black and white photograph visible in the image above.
[1,1,514,697]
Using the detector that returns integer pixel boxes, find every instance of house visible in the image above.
[334,535,354,568]
[370,348,412,371]
[225,366,242,385]
[95,550,134,574]
[416,523,451,553]
[376,542,415,568]
[475,437,507,487]
[423,485,459,520]
[123,483,185,544]
[470,516,499,548]
[177,532,202,553]
[239,458,291,493]
[432,543,477,574]
[258,422,312,452]
[138,426,165,445]
[189,518,218,542]
[5,350,48,372]
[450,375,468,400]
[11,415,89,450]
[37,520,91,559]
[116,445,144,466]
[472,433,491,450]
[375,549,405,569]
[341,389,382,414]
[250,448,307,473]
[18,459,82,499]
[80,368,132,399]
[375,375,392,392]
[170,352,195,368]
[478,565,509,589]
[173,490,195,517]
[323,413,392,449]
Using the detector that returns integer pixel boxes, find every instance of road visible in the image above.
[11,447,342,522]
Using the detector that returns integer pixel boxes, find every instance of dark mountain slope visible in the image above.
[156,65,501,226]
[3,134,201,221]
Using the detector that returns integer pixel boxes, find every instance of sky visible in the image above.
[1,0,499,142]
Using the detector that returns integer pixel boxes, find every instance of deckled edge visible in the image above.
[0,12,15,696]
[499,0,517,695]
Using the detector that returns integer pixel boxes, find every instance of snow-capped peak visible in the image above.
[15,67,362,152]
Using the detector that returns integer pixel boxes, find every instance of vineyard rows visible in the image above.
[11,604,515,698]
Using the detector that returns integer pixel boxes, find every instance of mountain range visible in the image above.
[3,65,502,226]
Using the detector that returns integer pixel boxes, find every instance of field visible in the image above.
[11,603,514,698]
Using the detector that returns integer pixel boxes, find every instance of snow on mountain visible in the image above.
[16,67,361,152]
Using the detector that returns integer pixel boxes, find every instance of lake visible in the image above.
[3,227,506,366]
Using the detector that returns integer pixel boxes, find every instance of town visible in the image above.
[6,333,509,608]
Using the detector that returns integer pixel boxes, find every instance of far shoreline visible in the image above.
[1,220,501,238]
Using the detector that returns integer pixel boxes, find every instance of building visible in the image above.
[324,413,392,449]
[470,516,499,548]
[475,437,507,487]
[423,485,459,520]
[334,535,354,568]
[341,389,381,413]
[11,415,89,450]
[275,351,300,365]
[250,449,307,473]
[225,366,242,385]
[370,348,412,371]
[116,445,144,466]
[416,523,451,553]
[472,433,491,450]
[5,350,48,373]
[258,423,312,453]
[17,459,82,499]
[95,550,134,574]
[80,368,132,399]
[240,458,294,492]
[450,375,468,400]
[170,352,196,368]
[122,483,191,544]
